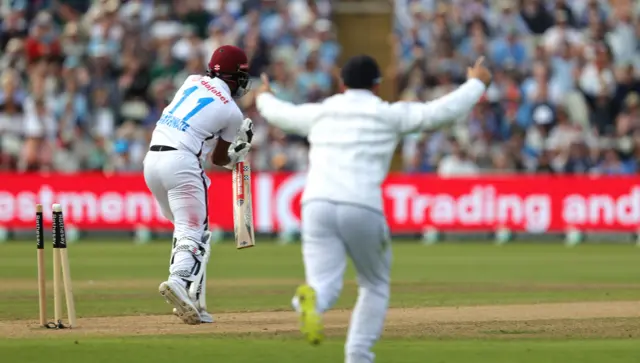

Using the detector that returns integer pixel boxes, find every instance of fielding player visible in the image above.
[255,55,492,362]
[143,45,254,325]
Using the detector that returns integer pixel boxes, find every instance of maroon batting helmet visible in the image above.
[207,45,251,98]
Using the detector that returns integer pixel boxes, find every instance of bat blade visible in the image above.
[233,162,255,249]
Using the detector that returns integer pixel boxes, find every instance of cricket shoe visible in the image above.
[173,308,214,323]
[295,284,324,345]
[159,280,201,325]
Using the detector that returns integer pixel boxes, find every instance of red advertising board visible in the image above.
[1,173,639,232]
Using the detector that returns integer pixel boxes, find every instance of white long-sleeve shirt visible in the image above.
[256,79,486,212]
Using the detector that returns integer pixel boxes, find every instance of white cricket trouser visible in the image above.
[143,149,210,286]
[301,200,392,363]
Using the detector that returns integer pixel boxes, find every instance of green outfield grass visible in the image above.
[2,242,639,319]
[1,337,639,363]
[1,241,639,362]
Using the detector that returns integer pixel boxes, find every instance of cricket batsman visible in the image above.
[255,55,492,361]
[143,45,254,325]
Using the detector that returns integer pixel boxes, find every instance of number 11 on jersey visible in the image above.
[168,86,215,123]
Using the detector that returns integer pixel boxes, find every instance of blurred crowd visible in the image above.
[394,0,640,175]
[0,0,337,173]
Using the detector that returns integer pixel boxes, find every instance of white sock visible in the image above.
[291,296,301,313]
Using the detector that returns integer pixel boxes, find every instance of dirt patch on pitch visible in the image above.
[0,278,302,292]
[1,301,639,339]
[3,278,640,293]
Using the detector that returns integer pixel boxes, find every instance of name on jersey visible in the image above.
[157,113,190,131]
[200,80,230,104]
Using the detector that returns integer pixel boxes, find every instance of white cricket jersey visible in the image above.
[256,79,486,212]
[150,75,243,158]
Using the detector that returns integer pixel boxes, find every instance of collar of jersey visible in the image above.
[344,89,376,98]
[208,76,232,95]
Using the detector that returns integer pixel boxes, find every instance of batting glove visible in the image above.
[236,118,254,144]
[223,140,251,169]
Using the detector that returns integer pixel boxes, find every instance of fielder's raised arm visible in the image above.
[255,73,323,136]
[390,57,492,134]
[255,57,491,138]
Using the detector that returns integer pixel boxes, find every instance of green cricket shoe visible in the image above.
[295,284,324,345]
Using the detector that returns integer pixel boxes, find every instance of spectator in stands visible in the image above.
[296,51,332,102]
[490,1,530,36]
[111,120,145,172]
[150,45,180,82]
[53,0,91,24]
[520,0,554,34]
[632,128,640,173]
[438,137,479,177]
[88,86,114,170]
[0,69,25,170]
[489,27,529,70]
[593,148,635,175]
[505,129,537,171]
[546,107,581,151]
[88,6,123,57]
[241,28,270,78]
[526,104,554,154]
[85,44,118,103]
[149,5,182,42]
[458,19,489,66]
[549,41,578,99]
[22,84,56,172]
[490,150,518,173]
[200,22,232,67]
[0,38,26,74]
[25,12,61,64]
[118,53,151,103]
[305,19,340,71]
[563,141,594,174]
[119,0,155,28]
[535,149,556,174]
[174,54,204,89]
[543,10,583,55]
[55,67,88,142]
[60,22,84,62]
[553,0,579,28]
[612,65,640,115]
[0,9,28,51]
[578,43,616,99]
[172,25,202,63]
[269,59,297,103]
[522,62,564,106]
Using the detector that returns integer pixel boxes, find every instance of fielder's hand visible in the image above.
[256,73,273,96]
[467,57,492,87]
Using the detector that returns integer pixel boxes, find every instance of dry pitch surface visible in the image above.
[2,301,640,340]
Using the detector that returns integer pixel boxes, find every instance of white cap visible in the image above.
[533,105,554,125]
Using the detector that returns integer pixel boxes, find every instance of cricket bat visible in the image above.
[233,161,255,249]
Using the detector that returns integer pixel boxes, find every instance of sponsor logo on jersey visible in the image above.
[200,80,230,104]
